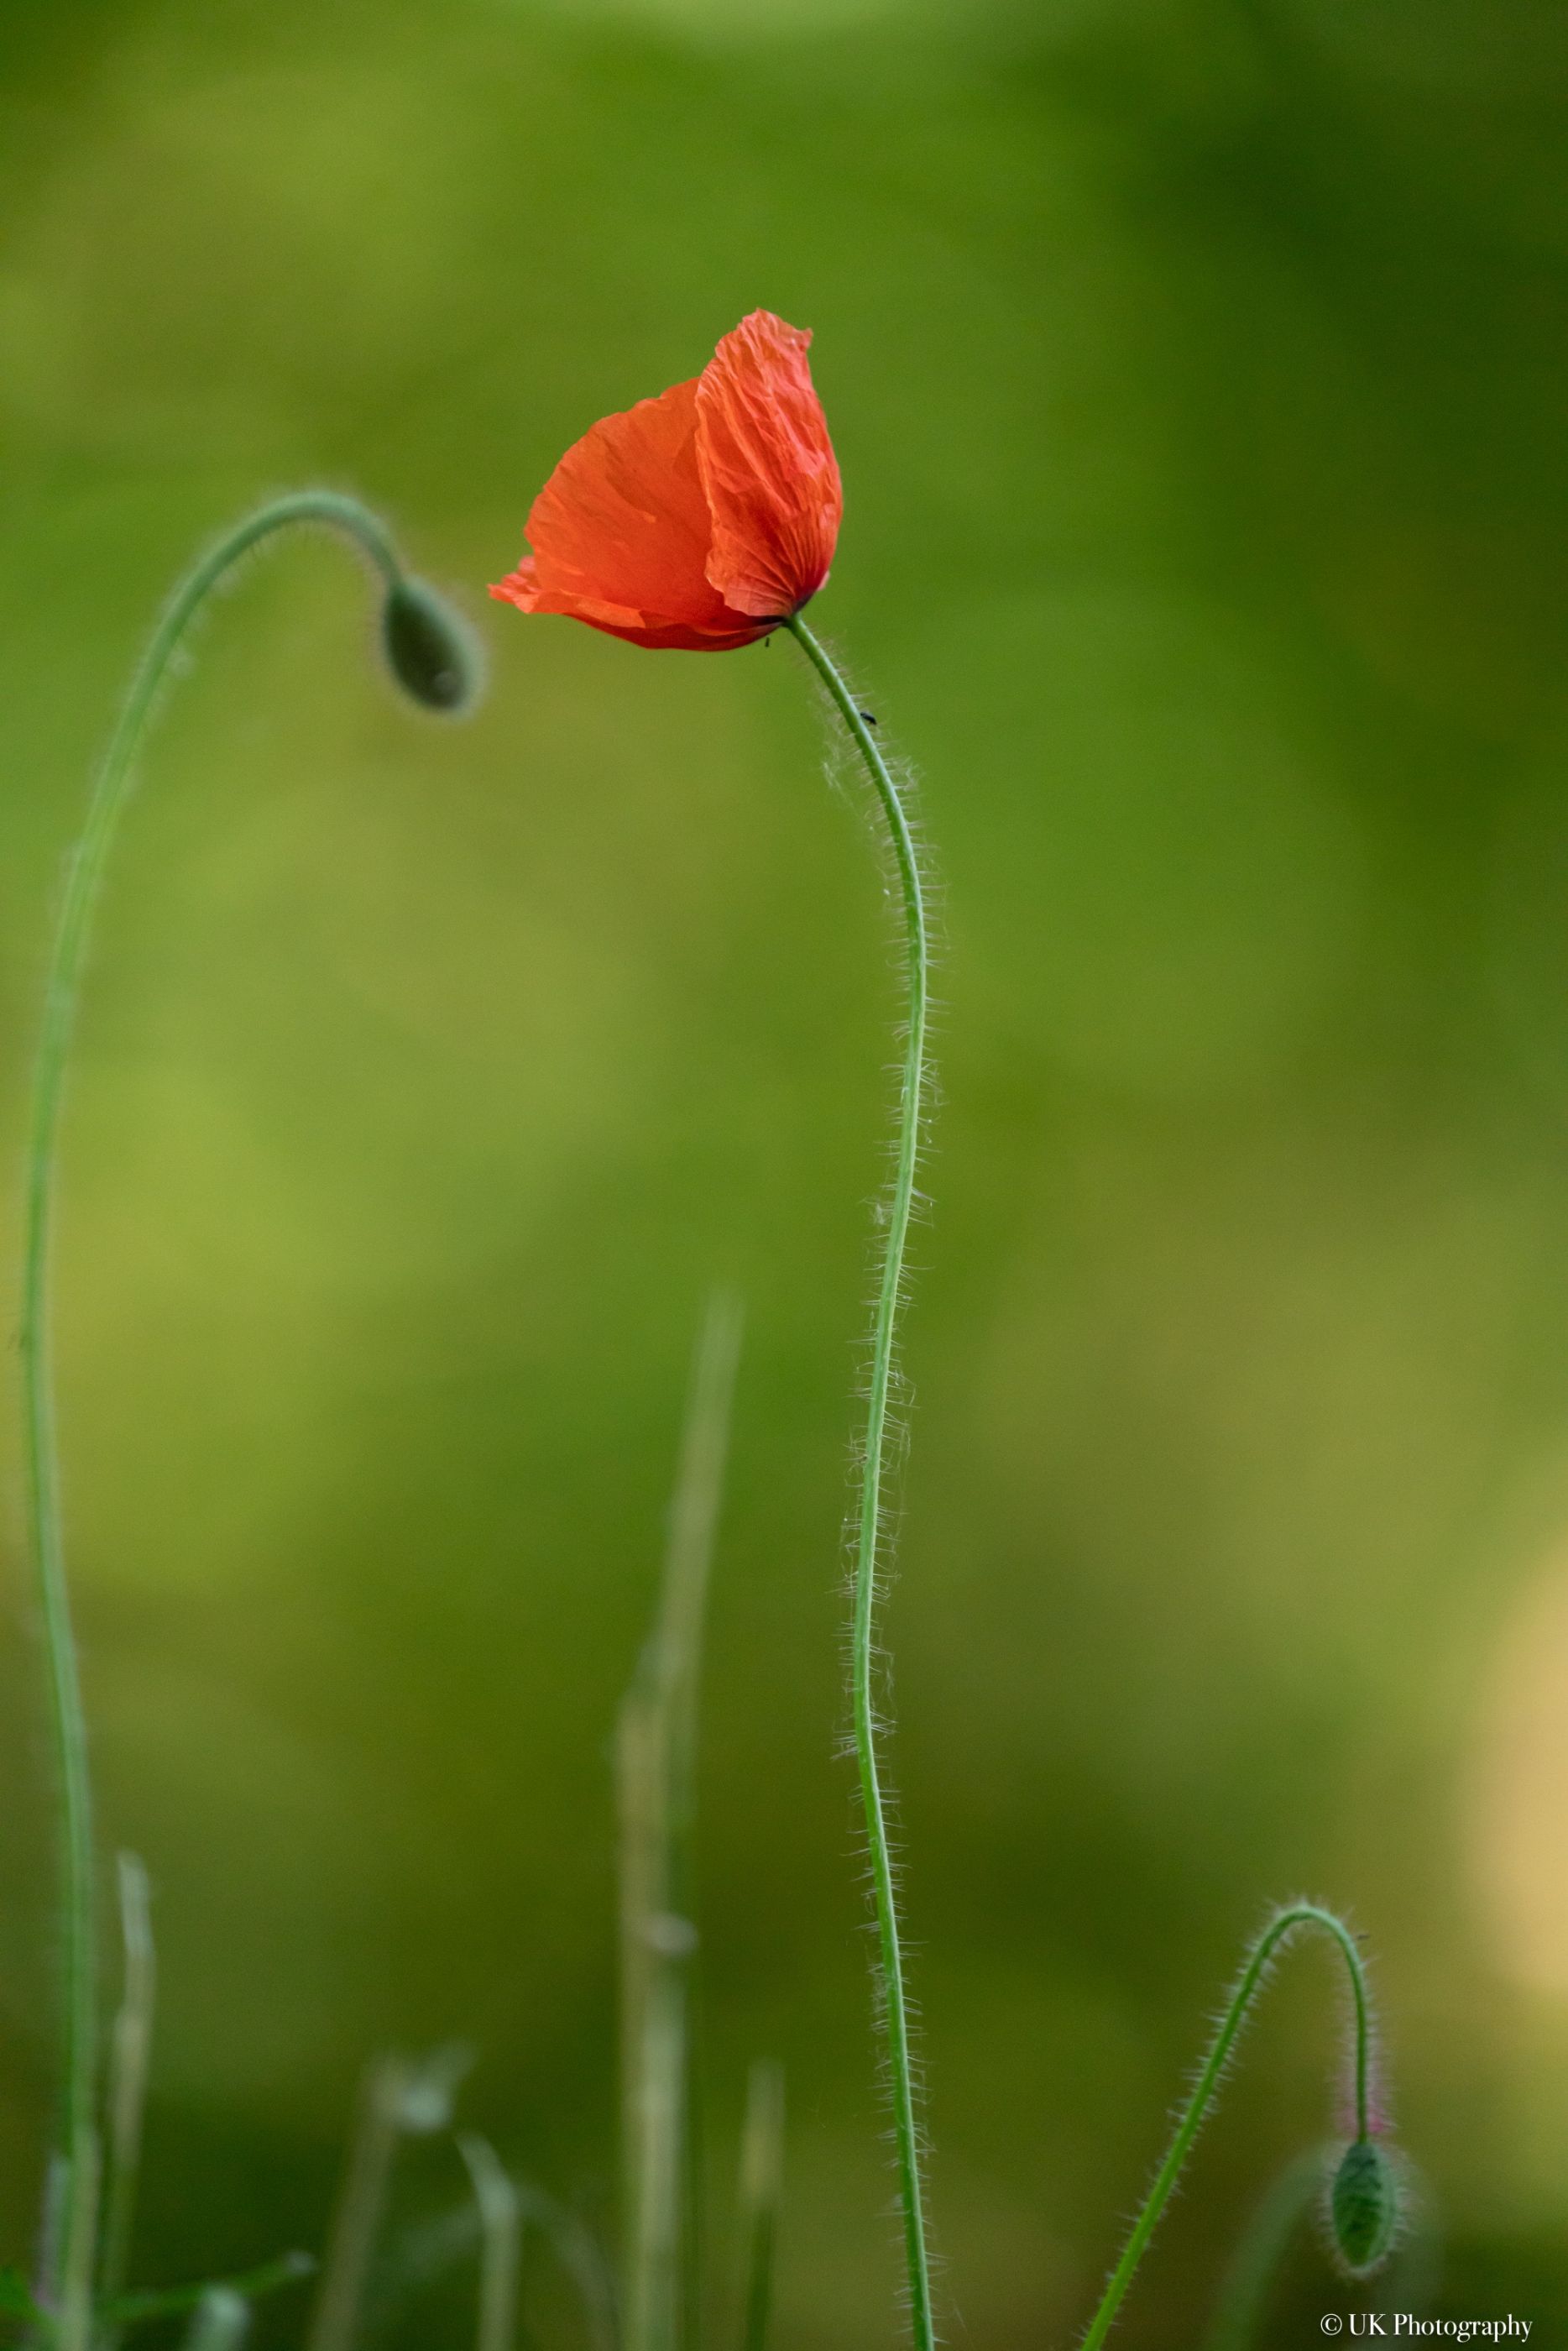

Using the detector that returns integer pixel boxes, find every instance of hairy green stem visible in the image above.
[1081,1903,1374,2351]
[19,492,440,2341]
[786,615,933,2351]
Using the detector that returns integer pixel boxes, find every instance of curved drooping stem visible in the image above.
[21,492,471,2348]
[1080,1903,1376,2351]
[785,614,934,2351]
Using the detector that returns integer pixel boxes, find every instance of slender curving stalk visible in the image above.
[1081,1903,1376,2351]
[20,491,475,2348]
[458,2135,523,2351]
[513,2186,618,2351]
[785,614,934,2351]
[1199,2144,1327,2351]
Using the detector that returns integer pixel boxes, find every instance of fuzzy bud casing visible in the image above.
[1329,2136,1399,2276]
[381,578,483,715]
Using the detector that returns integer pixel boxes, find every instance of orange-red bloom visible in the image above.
[490,311,843,652]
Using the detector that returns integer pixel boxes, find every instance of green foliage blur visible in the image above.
[3,0,1568,2342]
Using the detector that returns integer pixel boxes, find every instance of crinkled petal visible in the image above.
[489,556,766,650]
[695,312,843,620]
[489,377,767,647]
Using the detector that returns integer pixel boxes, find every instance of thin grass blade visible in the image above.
[734,2064,783,2351]
[458,2137,521,2351]
[97,1855,156,2322]
[103,2251,314,2328]
[306,2046,466,2351]
[514,2190,617,2351]
[619,1293,744,2351]
[1200,2146,1325,2351]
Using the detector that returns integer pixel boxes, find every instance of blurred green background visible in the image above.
[3,0,1568,2342]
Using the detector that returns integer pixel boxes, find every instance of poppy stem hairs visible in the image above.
[786,614,935,2351]
[491,315,938,2349]
[1080,1903,1396,2351]
[21,490,477,2351]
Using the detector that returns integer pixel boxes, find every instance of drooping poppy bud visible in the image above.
[489,311,843,652]
[381,578,483,713]
[1328,2135,1400,2276]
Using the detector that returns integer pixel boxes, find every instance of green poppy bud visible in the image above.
[1329,2135,1399,2276]
[381,578,483,715]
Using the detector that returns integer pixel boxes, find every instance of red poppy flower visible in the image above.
[490,311,843,652]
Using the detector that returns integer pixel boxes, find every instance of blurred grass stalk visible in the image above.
[307,2046,469,2351]
[1201,2144,1441,2351]
[1200,2145,1325,2351]
[513,2188,617,2351]
[734,2063,783,2351]
[457,2137,522,2351]
[97,1856,156,2326]
[617,1294,744,2351]
[180,2290,251,2351]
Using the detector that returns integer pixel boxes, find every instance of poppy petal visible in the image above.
[695,312,843,620]
[498,377,763,646]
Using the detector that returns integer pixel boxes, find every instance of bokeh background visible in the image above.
[3,0,1568,2342]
